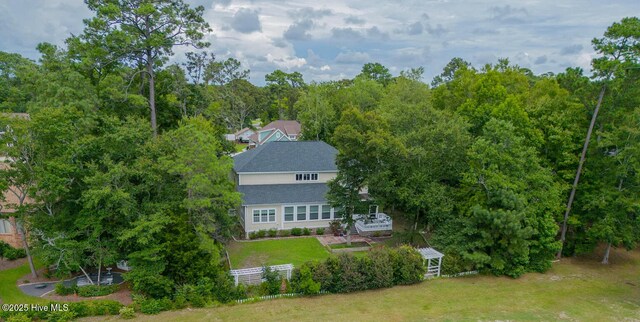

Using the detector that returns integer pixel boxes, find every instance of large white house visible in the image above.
[233,141,343,237]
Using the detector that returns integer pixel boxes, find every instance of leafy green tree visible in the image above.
[0,52,37,112]
[264,70,306,120]
[559,17,640,260]
[296,84,336,142]
[327,107,405,245]
[460,119,562,277]
[431,57,473,87]
[0,114,38,278]
[358,62,392,86]
[79,0,211,136]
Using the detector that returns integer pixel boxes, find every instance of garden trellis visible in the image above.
[416,247,444,278]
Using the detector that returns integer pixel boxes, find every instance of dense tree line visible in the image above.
[0,0,637,298]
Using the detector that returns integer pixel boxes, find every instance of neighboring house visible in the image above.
[248,120,301,147]
[233,141,342,237]
[234,128,255,143]
[0,189,25,249]
[0,113,30,249]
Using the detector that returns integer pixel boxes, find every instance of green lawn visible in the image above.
[227,237,331,268]
[0,262,47,304]
[86,247,640,321]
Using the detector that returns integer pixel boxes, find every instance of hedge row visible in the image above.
[290,245,425,294]
[248,227,325,239]
[0,300,122,322]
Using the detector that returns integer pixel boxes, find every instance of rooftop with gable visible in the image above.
[233,141,337,173]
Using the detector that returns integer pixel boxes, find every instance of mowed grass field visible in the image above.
[227,237,331,268]
[87,247,640,321]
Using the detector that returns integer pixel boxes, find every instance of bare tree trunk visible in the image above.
[414,209,419,231]
[97,256,102,288]
[79,265,94,285]
[18,225,37,278]
[346,226,351,246]
[557,85,607,259]
[602,242,611,264]
[147,51,157,138]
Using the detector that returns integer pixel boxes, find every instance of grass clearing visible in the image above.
[328,242,370,249]
[227,237,331,268]
[0,262,47,304]
[86,247,640,321]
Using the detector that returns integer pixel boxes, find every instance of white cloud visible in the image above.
[0,0,638,84]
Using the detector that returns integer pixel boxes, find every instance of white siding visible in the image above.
[243,203,338,234]
[238,172,336,185]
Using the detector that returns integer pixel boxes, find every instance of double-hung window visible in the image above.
[297,205,307,221]
[309,205,319,220]
[321,205,332,220]
[284,206,294,222]
[253,209,276,223]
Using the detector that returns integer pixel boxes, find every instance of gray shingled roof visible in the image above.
[233,141,337,173]
[238,183,328,205]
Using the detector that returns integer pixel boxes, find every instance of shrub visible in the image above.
[362,247,394,289]
[261,266,281,295]
[6,314,31,322]
[77,284,118,297]
[126,269,175,299]
[173,293,188,309]
[302,228,311,236]
[44,309,76,322]
[138,298,173,314]
[256,229,267,238]
[299,246,426,294]
[392,246,426,285]
[291,263,321,295]
[268,228,278,237]
[315,228,325,235]
[249,231,258,239]
[329,220,342,235]
[0,242,27,260]
[291,228,303,236]
[279,229,291,237]
[119,307,136,319]
[55,282,77,296]
[441,252,473,275]
[84,300,122,316]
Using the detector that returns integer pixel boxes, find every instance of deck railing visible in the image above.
[354,213,393,232]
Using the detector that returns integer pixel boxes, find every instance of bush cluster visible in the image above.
[77,284,119,297]
[0,241,27,260]
[54,282,77,296]
[0,300,122,321]
[315,228,325,235]
[291,228,303,236]
[290,246,425,294]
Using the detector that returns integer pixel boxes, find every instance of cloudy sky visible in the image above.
[0,0,637,85]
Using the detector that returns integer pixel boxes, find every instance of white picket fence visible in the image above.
[441,270,479,278]
[236,290,330,304]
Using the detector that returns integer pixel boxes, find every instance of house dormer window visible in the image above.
[295,173,318,181]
